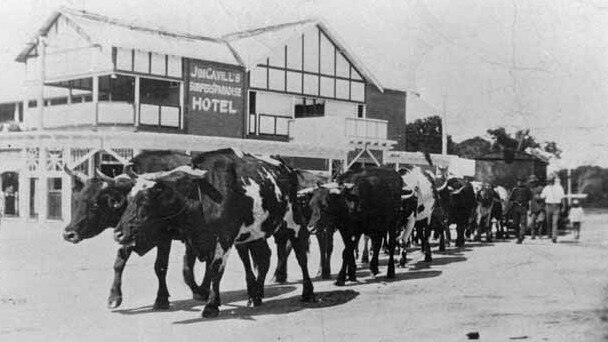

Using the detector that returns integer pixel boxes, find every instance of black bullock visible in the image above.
[435,176,477,247]
[62,151,209,309]
[307,167,402,285]
[114,148,314,318]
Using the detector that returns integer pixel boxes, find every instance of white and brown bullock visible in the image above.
[113,148,314,318]
[397,166,437,265]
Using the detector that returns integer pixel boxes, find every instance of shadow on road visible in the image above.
[113,285,298,315]
[172,289,359,324]
[409,256,467,271]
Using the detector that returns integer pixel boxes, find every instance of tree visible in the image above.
[454,136,492,159]
[486,127,560,160]
[405,115,457,154]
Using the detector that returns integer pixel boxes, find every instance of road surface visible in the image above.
[1,210,607,341]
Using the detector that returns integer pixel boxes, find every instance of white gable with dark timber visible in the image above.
[23,13,114,83]
[44,14,93,54]
[237,22,373,102]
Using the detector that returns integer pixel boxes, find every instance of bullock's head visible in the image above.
[63,167,134,243]
[114,166,220,255]
[477,183,494,205]
[306,183,349,234]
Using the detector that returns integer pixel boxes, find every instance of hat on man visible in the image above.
[528,174,539,183]
[547,173,557,181]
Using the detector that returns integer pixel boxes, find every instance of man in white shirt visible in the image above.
[540,173,565,243]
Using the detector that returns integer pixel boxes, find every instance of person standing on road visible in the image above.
[509,176,533,244]
[540,173,565,243]
[569,199,584,240]
[528,175,544,239]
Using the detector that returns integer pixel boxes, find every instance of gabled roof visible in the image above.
[16,8,240,66]
[223,18,383,92]
[16,9,383,91]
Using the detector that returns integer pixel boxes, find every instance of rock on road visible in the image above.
[1,210,608,341]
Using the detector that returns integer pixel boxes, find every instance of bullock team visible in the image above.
[61,149,526,318]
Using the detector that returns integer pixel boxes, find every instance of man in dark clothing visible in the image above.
[528,175,544,239]
[509,176,533,244]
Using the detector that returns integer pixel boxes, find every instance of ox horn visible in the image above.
[436,180,448,192]
[451,185,466,195]
[95,169,116,183]
[140,165,208,181]
[64,164,89,183]
[123,163,138,179]
[401,190,414,200]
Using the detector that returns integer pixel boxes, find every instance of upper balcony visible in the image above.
[25,74,183,131]
[287,116,394,148]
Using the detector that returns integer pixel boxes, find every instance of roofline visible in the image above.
[221,19,317,41]
[315,18,383,92]
[16,7,223,63]
[15,10,386,92]
[222,17,384,92]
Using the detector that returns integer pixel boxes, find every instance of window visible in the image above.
[249,91,257,115]
[47,177,62,220]
[357,104,365,118]
[295,97,324,118]
[98,75,135,103]
[29,178,38,219]
[139,78,181,127]
[2,172,19,217]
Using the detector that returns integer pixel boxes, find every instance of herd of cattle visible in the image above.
[61,148,514,319]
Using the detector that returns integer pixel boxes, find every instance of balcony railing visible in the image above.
[249,114,290,136]
[345,117,387,140]
[41,102,136,128]
[289,116,388,146]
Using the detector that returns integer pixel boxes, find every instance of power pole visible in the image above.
[441,89,448,155]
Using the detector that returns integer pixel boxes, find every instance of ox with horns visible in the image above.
[113,148,315,318]
[62,151,215,310]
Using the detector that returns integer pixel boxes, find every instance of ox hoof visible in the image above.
[247,297,263,307]
[107,296,123,309]
[193,292,209,302]
[424,256,432,262]
[273,275,287,284]
[321,273,332,280]
[361,255,369,264]
[334,279,346,286]
[153,298,170,311]
[301,292,317,303]
[202,305,220,318]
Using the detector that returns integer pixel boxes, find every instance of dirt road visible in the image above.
[1,210,607,341]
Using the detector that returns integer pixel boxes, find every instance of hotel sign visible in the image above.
[186,59,245,137]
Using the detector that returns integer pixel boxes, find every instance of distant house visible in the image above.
[475,151,548,187]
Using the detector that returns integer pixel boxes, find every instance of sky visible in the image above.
[0,0,607,169]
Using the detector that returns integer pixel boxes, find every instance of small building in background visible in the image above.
[475,151,548,188]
